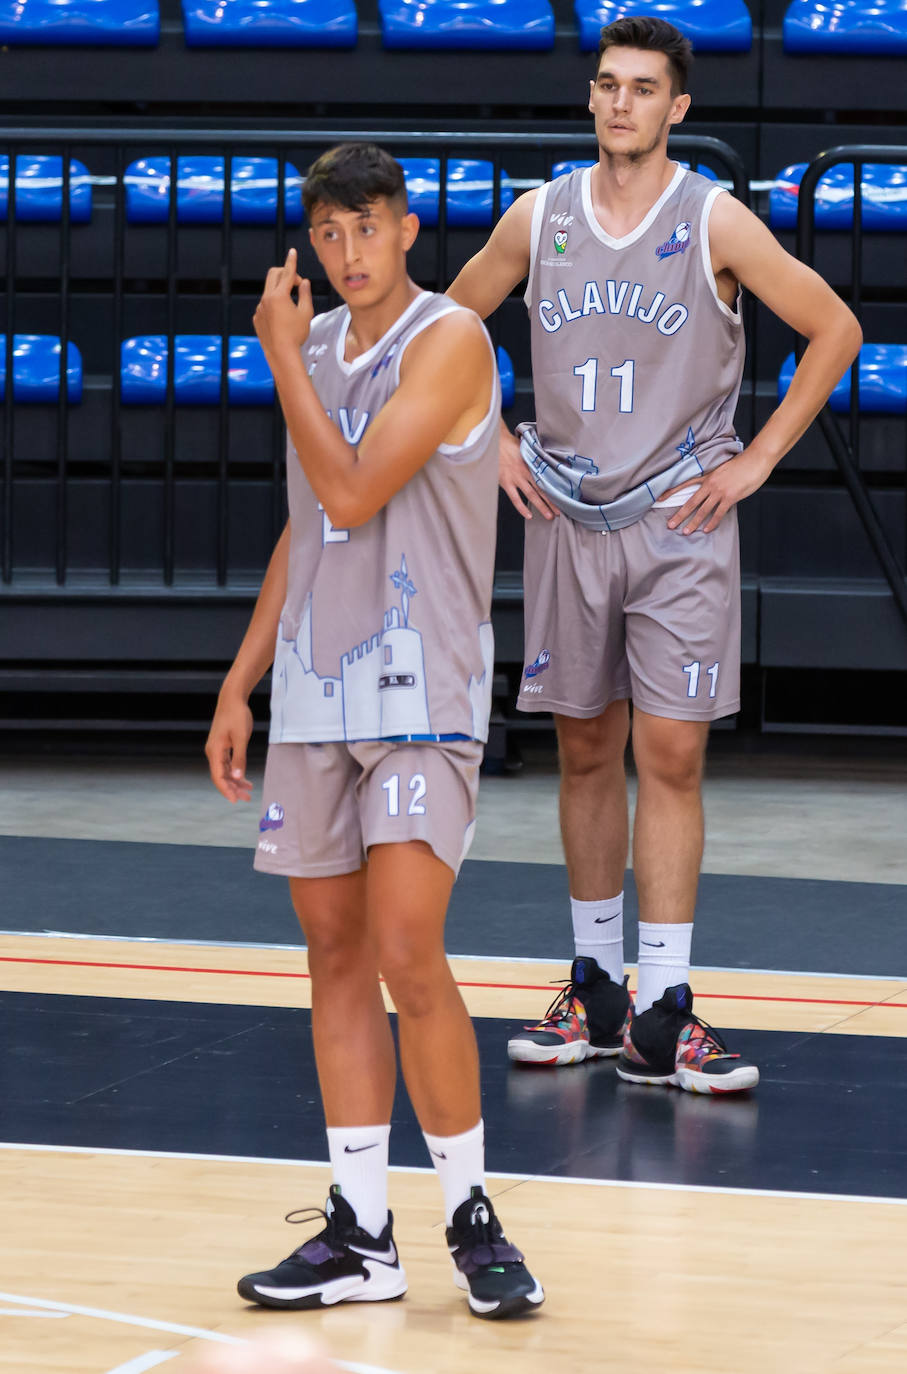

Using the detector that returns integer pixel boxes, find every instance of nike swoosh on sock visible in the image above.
[593,913,620,923]
[641,940,666,948]
[344,1143,380,1154]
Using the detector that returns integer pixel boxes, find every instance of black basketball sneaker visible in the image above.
[237,1185,407,1308]
[616,983,760,1094]
[446,1187,545,1319]
[507,956,633,1065]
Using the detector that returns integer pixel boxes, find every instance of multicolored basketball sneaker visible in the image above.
[236,1185,407,1309]
[616,983,759,1094]
[446,1187,545,1320]
[507,956,633,1066]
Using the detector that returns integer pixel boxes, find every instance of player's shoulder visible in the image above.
[408,296,491,353]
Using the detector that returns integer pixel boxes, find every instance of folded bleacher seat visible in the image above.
[0,0,159,45]
[779,345,907,414]
[0,157,92,223]
[770,162,907,231]
[399,159,514,226]
[552,159,718,178]
[783,0,907,55]
[0,336,83,402]
[125,157,304,225]
[121,336,274,405]
[496,346,514,409]
[182,0,356,48]
[381,0,554,50]
[576,0,752,52]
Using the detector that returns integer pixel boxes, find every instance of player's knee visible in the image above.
[377,940,440,1018]
[557,712,628,778]
[637,738,704,792]
[304,922,367,982]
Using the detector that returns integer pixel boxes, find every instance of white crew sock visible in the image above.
[571,892,624,983]
[422,1119,485,1225]
[635,921,694,1015]
[325,1124,391,1238]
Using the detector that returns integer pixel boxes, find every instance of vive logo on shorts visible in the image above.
[259,803,285,833]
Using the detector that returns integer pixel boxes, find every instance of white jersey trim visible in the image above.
[580,161,686,250]
[334,290,429,376]
[523,182,549,310]
[700,186,743,325]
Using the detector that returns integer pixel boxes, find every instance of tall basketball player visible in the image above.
[205,143,543,1319]
[448,17,861,1088]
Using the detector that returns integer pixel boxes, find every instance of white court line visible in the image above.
[0,1291,399,1374]
[0,928,903,983]
[0,1306,69,1318]
[1,1141,905,1209]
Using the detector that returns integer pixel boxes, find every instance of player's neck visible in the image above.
[589,151,677,238]
[344,276,422,362]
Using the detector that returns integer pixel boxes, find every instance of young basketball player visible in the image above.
[205,143,543,1319]
[448,17,861,1089]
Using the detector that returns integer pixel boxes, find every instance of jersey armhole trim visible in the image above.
[394,303,501,462]
[523,182,549,311]
[700,187,742,326]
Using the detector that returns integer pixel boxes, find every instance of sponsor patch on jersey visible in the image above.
[553,230,568,255]
[655,221,692,260]
[260,803,285,832]
[524,649,551,679]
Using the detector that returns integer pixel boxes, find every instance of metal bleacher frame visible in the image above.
[0,127,748,740]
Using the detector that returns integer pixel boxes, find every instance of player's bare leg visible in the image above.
[367,840,480,1135]
[508,702,633,1067]
[289,869,396,1124]
[617,707,758,1092]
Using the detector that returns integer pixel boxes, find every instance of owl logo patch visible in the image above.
[554,230,568,255]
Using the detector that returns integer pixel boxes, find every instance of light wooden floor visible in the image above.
[3,937,907,1373]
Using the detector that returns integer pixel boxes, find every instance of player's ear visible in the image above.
[400,211,420,252]
[588,78,595,113]
[669,92,692,127]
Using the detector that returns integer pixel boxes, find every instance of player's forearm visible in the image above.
[268,346,359,525]
[220,522,291,701]
[747,311,863,470]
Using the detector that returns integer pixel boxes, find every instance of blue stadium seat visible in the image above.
[0,0,159,46]
[770,162,907,231]
[182,0,356,48]
[551,159,718,178]
[0,336,83,403]
[496,346,514,410]
[399,159,514,226]
[783,0,907,55]
[576,0,752,52]
[121,336,274,406]
[0,157,92,224]
[779,345,907,415]
[125,157,304,226]
[381,0,554,50]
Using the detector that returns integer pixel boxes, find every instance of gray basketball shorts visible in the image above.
[518,505,741,722]
[253,737,483,880]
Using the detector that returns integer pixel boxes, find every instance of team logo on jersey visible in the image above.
[550,212,574,227]
[371,340,400,379]
[655,222,692,259]
[259,803,285,832]
[307,343,328,358]
[524,649,551,679]
[554,230,568,255]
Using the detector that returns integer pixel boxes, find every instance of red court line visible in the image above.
[1,954,906,1010]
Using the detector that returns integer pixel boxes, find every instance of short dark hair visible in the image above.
[596,15,693,96]
[303,142,407,219]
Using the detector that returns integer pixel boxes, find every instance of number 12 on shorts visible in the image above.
[683,660,719,699]
[382,772,427,817]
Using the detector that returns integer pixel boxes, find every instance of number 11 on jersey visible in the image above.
[573,358,635,414]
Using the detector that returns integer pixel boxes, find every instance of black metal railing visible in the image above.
[796,144,907,629]
[0,127,748,591]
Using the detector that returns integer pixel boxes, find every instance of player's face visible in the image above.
[589,48,690,163]
[308,197,418,308]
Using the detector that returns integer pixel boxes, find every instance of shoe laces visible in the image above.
[283,1204,344,1260]
[680,1012,737,1059]
[526,979,580,1030]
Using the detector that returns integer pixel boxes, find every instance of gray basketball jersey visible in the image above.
[524,164,745,506]
[270,290,500,745]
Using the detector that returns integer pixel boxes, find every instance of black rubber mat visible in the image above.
[2,835,906,977]
[3,990,905,1200]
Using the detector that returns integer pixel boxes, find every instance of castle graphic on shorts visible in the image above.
[270,555,494,742]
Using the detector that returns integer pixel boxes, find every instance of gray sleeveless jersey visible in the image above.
[524,164,745,508]
[269,290,500,745]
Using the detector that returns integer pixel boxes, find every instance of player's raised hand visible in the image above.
[204,692,255,804]
[664,447,775,535]
[254,247,313,360]
[499,423,557,520]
